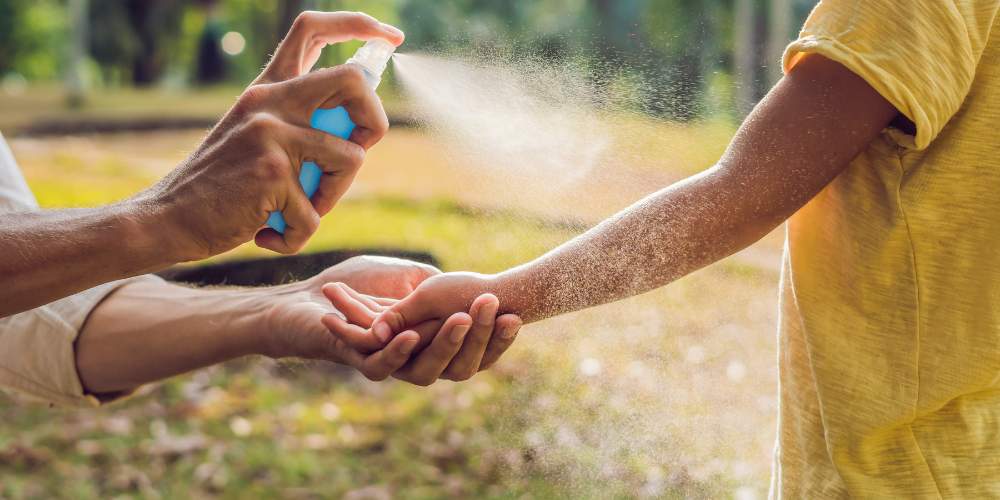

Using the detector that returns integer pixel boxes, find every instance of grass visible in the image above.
[0,85,237,134]
[1,118,778,498]
[0,84,411,135]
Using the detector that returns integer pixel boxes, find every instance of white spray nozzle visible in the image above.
[347,39,396,89]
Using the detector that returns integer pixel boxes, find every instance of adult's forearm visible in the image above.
[75,279,271,394]
[0,199,179,317]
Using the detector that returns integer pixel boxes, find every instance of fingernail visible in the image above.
[399,339,416,355]
[382,23,404,39]
[501,325,517,339]
[477,301,498,324]
[374,322,391,343]
[451,325,470,343]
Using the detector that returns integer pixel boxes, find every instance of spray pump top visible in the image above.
[347,39,396,88]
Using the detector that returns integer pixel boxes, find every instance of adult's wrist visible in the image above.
[123,192,201,265]
[251,280,317,359]
[101,197,184,275]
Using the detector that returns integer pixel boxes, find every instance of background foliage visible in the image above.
[1,0,816,120]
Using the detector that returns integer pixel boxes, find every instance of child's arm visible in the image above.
[356,54,899,338]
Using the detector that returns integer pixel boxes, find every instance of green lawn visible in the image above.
[1,121,777,498]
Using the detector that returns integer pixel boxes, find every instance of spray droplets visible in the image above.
[393,52,611,186]
[579,357,603,377]
[727,360,748,383]
[390,48,774,497]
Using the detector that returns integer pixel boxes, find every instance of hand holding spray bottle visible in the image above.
[266,39,396,234]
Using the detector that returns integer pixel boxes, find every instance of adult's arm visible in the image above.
[364,54,900,333]
[75,256,520,397]
[0,12,403,318]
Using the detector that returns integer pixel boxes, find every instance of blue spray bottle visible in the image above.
[266,39,396,233]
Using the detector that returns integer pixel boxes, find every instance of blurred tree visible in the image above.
[88,0,188,86]
[194,0,226,83]
[734,0,770,116]
[638,0,730,120]
[67,0,89,106]
[278,0,306,36]
[0,0,67,80]
[766,0,793,84]
[0,0,818,118]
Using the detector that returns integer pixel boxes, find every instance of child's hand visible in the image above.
[371,272,502,338]
[321,281,521,384]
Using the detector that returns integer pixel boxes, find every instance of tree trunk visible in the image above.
[67,0,89,106]
[733,0,755,116]
[126,0,160,85]
[278,0,306,43]
[767,0,793,86]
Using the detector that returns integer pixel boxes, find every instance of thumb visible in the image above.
[372,292,432,342]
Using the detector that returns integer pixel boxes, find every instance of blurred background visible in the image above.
[1,1,815,498]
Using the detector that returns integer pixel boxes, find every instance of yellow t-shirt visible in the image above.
[776,0,1000,497]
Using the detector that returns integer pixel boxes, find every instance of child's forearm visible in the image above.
[491,54,899,323]
[494,164,780,323]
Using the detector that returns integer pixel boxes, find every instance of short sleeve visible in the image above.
[0,275,164,408]
[0,134,168,407]
[783,0,1000,150]
[0,132,38,212]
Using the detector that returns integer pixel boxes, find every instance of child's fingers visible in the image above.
[358,331,419,381]
[340,285,388,312]
[322,283,377,327]
[441,294,499,381]
[373,293,432,342]
[370,296,398,307]
[406,318,446,352]
[479,314,522,371]
[320,313,385,353]
[393,313,472,386]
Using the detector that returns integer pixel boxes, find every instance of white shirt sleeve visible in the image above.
[0,133,163,407]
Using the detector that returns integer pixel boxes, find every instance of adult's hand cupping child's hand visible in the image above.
[321,281,522,385]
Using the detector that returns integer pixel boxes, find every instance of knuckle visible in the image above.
[337,64,366,87]
[347,11,379,29]
[343,144,365,171]
[256,151,288,182]
[306,212,321,233]
[236,85,270,112]
[245,112,281,137]
[371,112,390,139]
[292,11,317,31]
[364,369,388,382]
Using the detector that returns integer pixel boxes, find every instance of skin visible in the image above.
[5,11,521,393]
[76,255,522,396]
[327,55,901,356]
[0,11,403,318]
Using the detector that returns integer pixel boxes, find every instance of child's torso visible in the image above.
[777,6,1000,498]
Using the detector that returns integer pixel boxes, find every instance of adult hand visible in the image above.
[261,255,433,363]
[321,281,522,384]
[139,12,404,261]
[311,255,440,299]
